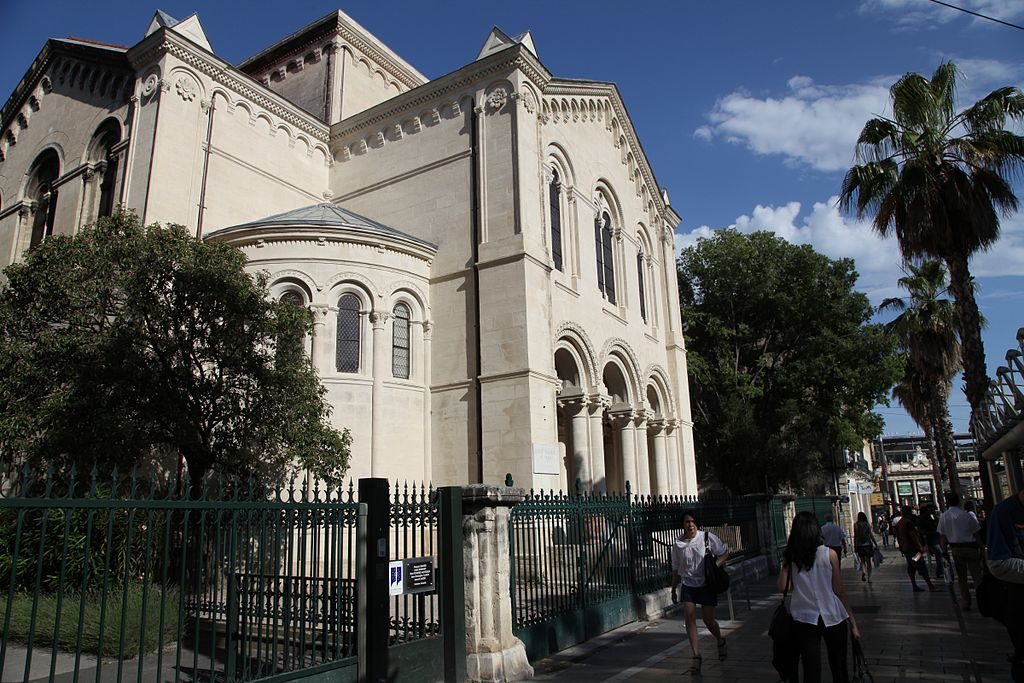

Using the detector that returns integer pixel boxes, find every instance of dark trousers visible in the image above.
[793,617,849,683]
[1007,583,1024,682]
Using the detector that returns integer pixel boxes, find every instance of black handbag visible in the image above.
[703,532,730,594]
[769,570,797,681]
[852,638,874,682]
[977,567,1009,622]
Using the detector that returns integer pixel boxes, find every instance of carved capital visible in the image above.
[633,409,655,427]
[647,418,666,435]
[606,408,636,430]
[422,320,433,338]
[557,393,589,416]
[369,311,391,329]
[310,305,330,325]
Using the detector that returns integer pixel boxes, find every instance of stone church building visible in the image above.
[0,9,698,494]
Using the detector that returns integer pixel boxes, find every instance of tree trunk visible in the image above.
[932,396,961,497]
[944,252,989,415]
[923,413,946,511]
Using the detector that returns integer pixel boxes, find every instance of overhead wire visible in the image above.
[924,0,1024,31]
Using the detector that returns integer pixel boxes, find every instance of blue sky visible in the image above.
[2,0,1022,437]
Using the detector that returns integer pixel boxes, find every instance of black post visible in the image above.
[439,487,466,682]
[358,478,389,683]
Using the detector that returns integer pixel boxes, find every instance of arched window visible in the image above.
[26,150,60,249]
[549,169,563,271]
[392,302,411,379]
[637,249,647,323]
[336,294,361,372]
[280,291,304,307]
[90,121,121,219]
[595,211,616,304]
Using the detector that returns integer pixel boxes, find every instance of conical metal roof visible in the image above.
[210,203,436,249]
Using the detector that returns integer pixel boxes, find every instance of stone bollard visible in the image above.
[462,484,534,682]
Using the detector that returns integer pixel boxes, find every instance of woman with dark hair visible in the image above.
[778,511,860,682]
[853,511,877,583]
[670,510,729,676]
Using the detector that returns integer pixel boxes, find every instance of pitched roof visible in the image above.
[210,203,436,249]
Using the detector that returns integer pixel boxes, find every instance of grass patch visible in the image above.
[0,584,180,658]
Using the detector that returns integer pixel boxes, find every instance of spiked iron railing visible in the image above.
[0,464,362,683]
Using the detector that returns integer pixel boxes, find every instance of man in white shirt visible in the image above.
[821,513,847,561]
[938,489,982,610]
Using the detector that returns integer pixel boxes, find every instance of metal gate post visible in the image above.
[439,487,466,682]
[358,478,389,683]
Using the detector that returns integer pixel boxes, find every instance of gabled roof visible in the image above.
[145,10,212,52]
[208,203,436,250]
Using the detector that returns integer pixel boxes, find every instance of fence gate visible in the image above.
[508,490,638,661]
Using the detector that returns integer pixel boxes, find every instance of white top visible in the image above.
[821,522,846,548]
[789,545,849,627]
[671,530,728,587]
[937,505,981,544]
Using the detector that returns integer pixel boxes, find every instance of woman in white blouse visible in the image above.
[778,511,861,683]
[670,510,729,676]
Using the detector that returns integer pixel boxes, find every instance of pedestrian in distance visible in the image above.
[778,511,861,683]
[853,512,877,583]
[821,512,848,563]
[894,505,937,592]
[878,514,891,548]
[986,489,1024,682]
[920,503,946,579]
[938,490,982,610]
[670,510,729,676]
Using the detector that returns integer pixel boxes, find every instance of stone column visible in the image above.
[422,320,433,482]
[665,419,681,495]
[310,305,330,374]
[648,419,669,495]
[587,393,611,493]
[557,392,591,491]
[633,409,653,496]
[369,311,390,477]
[608,409,637,493]
[462,485,533,682]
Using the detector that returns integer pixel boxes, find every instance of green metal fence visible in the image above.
[0,465,363,683]
[795,496,836,527]
[508,483,760,660]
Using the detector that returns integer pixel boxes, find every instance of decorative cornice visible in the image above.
[330,45,551,143]
[542,80,680,228]
[127,29,329,142]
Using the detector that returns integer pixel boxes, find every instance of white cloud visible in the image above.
[861,0,1024,27]
[695,60,1024,173]
[675,198,1024,303]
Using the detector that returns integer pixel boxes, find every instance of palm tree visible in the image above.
[839,62,1024,435]
[881,260,961,495]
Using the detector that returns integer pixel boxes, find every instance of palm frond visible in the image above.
[890,72,934,130]
[929,62,960,128]
[961,86,1024,133]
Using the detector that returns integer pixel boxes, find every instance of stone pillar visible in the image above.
[608,409,637,493]
[648,419,669,495]
[310,305,330,374]
[557,392,591,491]
[422,320,433,482]
[462,485,533,682]
[369,311,390,477]
[633,409,653,496]
[665,420,681,495]
[587,393,611,493]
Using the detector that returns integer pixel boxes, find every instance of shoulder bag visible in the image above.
[703,531,730,594]
[769,569,797,681]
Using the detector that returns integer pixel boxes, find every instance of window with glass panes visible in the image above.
[549,169,563,271]
[336,294,360,372]
[392,303,411,379]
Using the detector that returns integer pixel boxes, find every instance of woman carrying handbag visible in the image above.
[778,511,861,682]
[853,512,877,583]
[670,510,730,676]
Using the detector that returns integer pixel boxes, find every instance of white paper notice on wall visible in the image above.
[532,443,561,475]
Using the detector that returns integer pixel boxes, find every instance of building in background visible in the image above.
[0,10,698,493]
[874,434,982,511]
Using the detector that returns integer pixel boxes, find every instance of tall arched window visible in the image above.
[26,150,60,249]
[89,120,121,219]
[549,169,563,271]
[392,303,411,379]
[595,211,616,304]
[336,294,361,372]
[637,249,647,323]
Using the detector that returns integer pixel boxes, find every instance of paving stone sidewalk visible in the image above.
[533,551,1016,682]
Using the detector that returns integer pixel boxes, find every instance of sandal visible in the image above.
[688,655,702,675]
[717,637,727,661]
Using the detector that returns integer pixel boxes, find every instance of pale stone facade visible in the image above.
[0,11,698,494]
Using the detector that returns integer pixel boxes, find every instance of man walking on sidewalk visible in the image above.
[938,490,982,609]
[894,505,936,592]
[821,513,847,563]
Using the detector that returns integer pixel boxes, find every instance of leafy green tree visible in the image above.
[881,260,962,497]
[0,211,351,489]
[839,62,1024,429]
[677,230,900,493]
